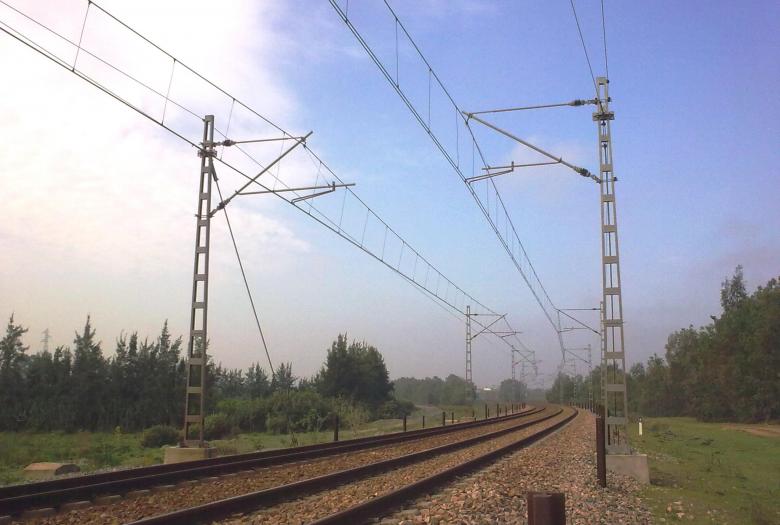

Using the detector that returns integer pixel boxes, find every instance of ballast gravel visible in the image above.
[216,408,571,524]
[19,409,544,525]
[381,410,652,524]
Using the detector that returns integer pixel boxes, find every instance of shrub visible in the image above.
[141,425,180,448]
[332,397,370,434]
[217,398,268,433]
[265,391,334,434]
[203,413,233,440]
[377,399,415,419]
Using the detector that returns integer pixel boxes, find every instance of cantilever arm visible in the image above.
[463,112,601,183]
[214,131,313,212]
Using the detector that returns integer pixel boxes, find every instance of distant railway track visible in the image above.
[0,405,542,520]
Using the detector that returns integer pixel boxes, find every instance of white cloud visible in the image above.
[0,0,310,351]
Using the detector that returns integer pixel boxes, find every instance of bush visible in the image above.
[377,398,415,419]
[265,390,334,434]
[217,398,268,433]
[203,413,233,440]
[140,425,180,448]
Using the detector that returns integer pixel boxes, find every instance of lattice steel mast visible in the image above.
[183,116,216,446]
[594,77,629,453]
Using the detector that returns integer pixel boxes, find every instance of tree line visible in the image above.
[547,267,780,423]
[393,375,528,405]
[0,319,411,434]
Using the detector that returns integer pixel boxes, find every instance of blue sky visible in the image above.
[1,0,778,388]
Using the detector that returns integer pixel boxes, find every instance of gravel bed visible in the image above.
[20,410,546,525]
[216,408,572,525]
[380,410,652,524]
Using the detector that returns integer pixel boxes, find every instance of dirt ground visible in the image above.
[720,423,780,438]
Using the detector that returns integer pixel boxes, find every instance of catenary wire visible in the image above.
[329,0,563,340]
[0,0,536,366]
[568,0,600,98]
[601,0,609,78]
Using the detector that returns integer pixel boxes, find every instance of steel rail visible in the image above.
[0,407,541,516]
[311,408,578,525]
[125,407,565,525]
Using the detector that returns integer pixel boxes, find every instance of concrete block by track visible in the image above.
[606,453,650,484]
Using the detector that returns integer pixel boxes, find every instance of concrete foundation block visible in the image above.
[152,484,176,493]
[163,446,217,464]
[606,453,650,484]
[23,462,80,480]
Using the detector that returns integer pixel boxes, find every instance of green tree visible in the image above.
[318,335,393,411]
[271,362,296,392]
[246,363,271,398]
[70,316,108,430]
[498,378,527,403]
[0,315,29,430]
[721,264,747,312]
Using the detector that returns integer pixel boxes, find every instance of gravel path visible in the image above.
[216,408,572,525]
[20,409,544,525]
[379,410,652,524]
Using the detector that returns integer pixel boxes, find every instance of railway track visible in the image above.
[4,406,574,524]
[136,406,576,525]
[0,405,541,521]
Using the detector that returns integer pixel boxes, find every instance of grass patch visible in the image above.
[0,403,503,486]
[0,431,163,486]
[630,417,780,524]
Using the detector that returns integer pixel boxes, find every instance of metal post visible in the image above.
[588,344,594,412]
[465,305,473,400]
[595,77,629,454]
[496,403,500,418]
[558,311,565,405]
[333,415,339,442]
[442,411,446,427]
[422,415,425,428]
[485,404,488,419]
[403,415,407,432]
[182,115,216,447]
